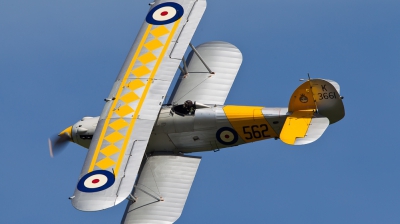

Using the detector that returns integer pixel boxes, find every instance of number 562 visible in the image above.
[243,124,269,140]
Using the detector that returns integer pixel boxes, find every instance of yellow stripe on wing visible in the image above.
[113,18,182,176]
[87,18,182,176]
[87,24,153,173]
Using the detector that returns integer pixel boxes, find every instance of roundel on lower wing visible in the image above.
[146,2,184,25]
[77,170,115,193]
[216,127,239,145]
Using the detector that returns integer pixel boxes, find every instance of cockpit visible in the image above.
[171,100,210,116]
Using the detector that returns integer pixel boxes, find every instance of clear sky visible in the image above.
[1,0,400,223]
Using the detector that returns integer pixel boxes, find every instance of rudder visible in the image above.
[280,79,345,145]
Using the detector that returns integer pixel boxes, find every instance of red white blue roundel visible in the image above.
[77,170,115,193]
[146,2,184,25]
[216,127,238,145]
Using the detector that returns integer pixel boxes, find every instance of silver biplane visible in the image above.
[49,0,345,223]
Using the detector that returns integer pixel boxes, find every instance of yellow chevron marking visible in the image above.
[132,65,151,77]
[223,106,278,143]
[138,52,157,64]
[115,105,134,117]
[150,26,169,37]
[88,20,182,176]
[120,92,139,103]
[113,20,181,176]
[144,39,163,51]
[126,79,146,91]
[101,145,120,157]
[88,24,153,173]
[96,157,116,170]
[104,131,124,144]
[109,119,129,131]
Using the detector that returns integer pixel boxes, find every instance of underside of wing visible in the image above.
[168,41,243,105]
[121,155,201,224]
[71,0,206,211]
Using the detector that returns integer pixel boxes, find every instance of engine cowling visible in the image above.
[69,116,99,149]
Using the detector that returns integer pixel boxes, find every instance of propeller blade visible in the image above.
[48,133,71,157]
[49,126,73,158]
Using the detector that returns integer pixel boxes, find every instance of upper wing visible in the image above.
[71,0,206,211]
[168,41,243,105]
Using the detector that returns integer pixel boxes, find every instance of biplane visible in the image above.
[49,0,345,223]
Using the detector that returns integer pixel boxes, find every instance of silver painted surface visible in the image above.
[294,116,330,145]
[121,155,201,224]
[169,0,207,60]
[71,116,99,149]
[214,106,246,149]
[322,79,340,94]
[173,114,194,133]
[262,108,288,136]
[72,0,206,211]
[68,106,289,153]
[168,41,243,105]
[168,130,215,152]
[311,79,345,124]
[194,107,216,130]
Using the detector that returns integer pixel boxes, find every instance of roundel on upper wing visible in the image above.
[216,127,238,145]
[77,170,115,193]
[146,2,184,25]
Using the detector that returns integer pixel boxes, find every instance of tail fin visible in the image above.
[280,79,345,145]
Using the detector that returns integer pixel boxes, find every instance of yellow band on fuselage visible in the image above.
[223,106,278,143]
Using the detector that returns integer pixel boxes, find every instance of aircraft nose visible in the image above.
[59,126,73,141]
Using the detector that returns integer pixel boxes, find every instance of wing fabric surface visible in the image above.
[168,41,242,105]
[121,155,201,224]
[71,0,206,211]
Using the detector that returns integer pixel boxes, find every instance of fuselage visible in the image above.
[69,105,289,153]
[148,105,288,153]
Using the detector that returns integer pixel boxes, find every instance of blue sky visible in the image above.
[1,0,400,223]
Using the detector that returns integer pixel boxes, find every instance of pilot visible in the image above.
[183,100,195,115]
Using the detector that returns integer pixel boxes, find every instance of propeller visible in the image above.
[48,126,72,158]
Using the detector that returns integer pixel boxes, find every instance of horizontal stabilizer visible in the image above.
[121,155,201,224]
[280,110,329,145]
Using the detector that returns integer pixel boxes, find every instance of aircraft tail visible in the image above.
[280,79,345,145]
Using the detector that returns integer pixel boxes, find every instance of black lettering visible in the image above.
[242,124,271,140]
[260,124,269,137]
[243,126,252,139]
[251,125,261,138]
[321,84,328,92]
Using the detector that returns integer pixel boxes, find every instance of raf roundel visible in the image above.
[77,170,115,193]
[146,2,184,25]
[216,127,239,145]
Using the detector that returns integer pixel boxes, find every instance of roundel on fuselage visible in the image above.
[216,127,238,145]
